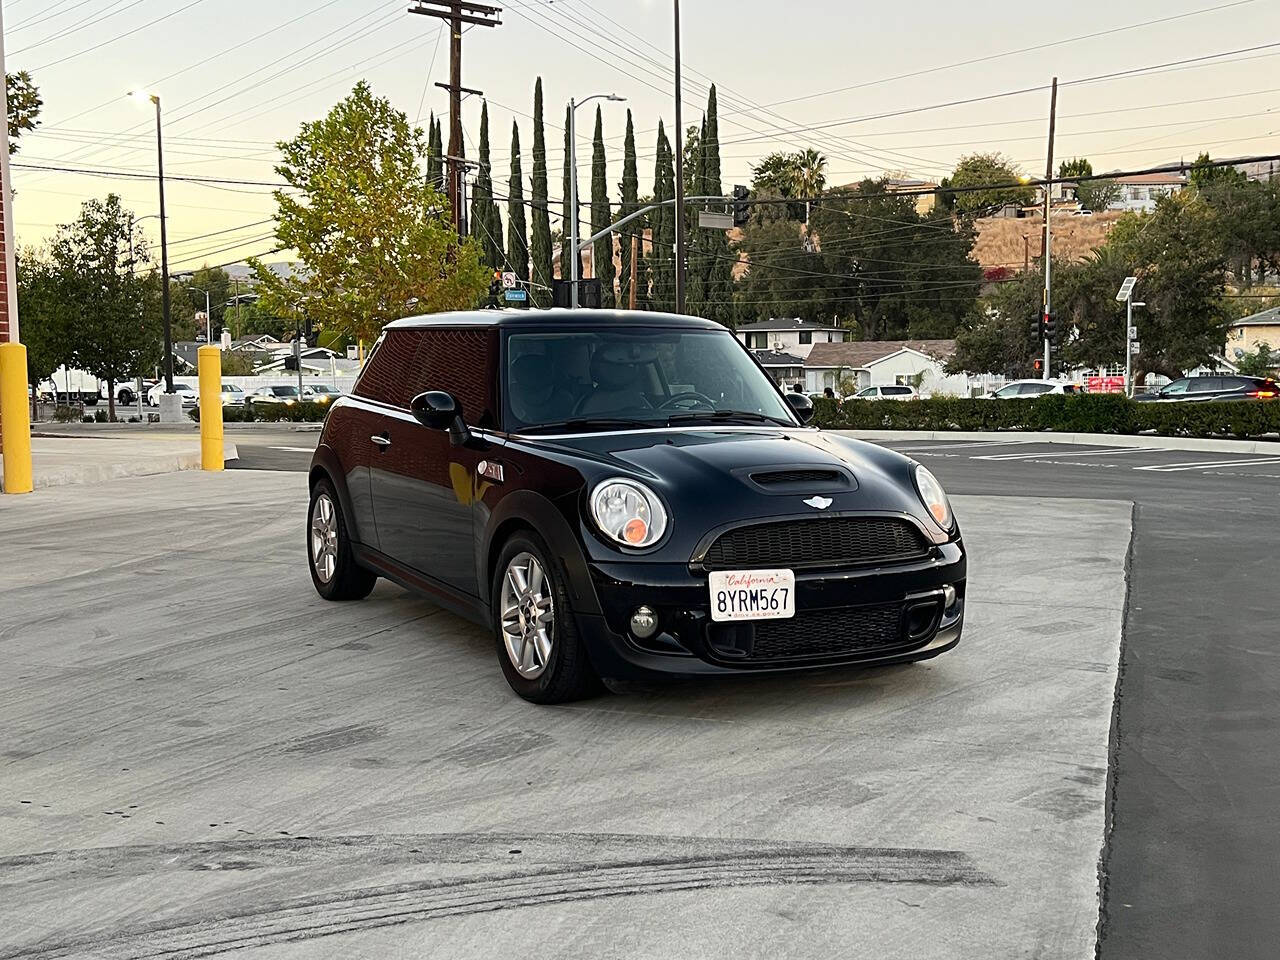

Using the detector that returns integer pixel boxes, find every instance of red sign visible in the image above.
[1085,375,1126,394]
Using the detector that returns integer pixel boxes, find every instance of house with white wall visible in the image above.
[735,318,846,359]
[804,340,969,397]
[1109,172,1185,212]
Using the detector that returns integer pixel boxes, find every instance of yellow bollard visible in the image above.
[0,342,34,494]
[197,345,224,471]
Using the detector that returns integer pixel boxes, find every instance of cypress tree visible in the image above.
[617,109,639,308]
[702,85,735,326]
[686,114,709,315]
[471,102,504,269]
[507,120,528,285]
[589,106,615,308]
[425,112,443,191]
[530,78,553,307]
[650,121,675,312]
[561,104,583,284]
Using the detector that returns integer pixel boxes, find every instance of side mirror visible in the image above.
[410,390,471,445]
[785,392,814,424]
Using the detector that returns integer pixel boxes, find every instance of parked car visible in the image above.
[307,310,966,704]
[984,379,1082,399]
[850,385,919,400]
[246,385,302,406]
[146,382,199,406]
[112,379,158,405]
[216,383,246,406]
[1133,375,1279,402]
[303,384,343,404]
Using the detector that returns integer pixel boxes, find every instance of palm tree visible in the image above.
[791,149,827,223]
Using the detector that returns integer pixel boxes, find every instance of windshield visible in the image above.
[271,386,300,397]
[505,329,796,431]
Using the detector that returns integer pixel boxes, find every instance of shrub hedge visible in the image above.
[188,401,330,423]
[812,394,1280,441]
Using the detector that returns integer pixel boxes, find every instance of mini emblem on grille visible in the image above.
[803,495,833,510]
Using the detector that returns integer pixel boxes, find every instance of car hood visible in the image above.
[515,426,946,554]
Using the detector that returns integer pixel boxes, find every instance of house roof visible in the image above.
[805,339,956,369]
[1112,172,1186,186]
[1230,306,1280,327]
[751,349,806,367]
[736,317,844,333]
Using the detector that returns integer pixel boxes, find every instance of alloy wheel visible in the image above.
[500,551,554,679]
[310,493,339,583]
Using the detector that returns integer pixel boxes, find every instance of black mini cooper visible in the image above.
[308,310,965,703]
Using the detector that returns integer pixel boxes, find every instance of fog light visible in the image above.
[630,605,659,639]
[943,584,957,610]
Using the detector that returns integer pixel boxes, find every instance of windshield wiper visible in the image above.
[666,409,793,427]
[519,417,660,434]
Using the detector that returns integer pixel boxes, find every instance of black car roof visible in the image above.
[385,309,725,332]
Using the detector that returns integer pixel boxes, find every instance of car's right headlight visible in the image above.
[590,478,668,548]
[914,464,953,531]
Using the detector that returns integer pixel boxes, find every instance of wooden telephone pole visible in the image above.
[408,1,501,236]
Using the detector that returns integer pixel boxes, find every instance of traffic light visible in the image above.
[1033,359,1043,373]
[1044,314,1057,346]
[1031,317,1043,340]
[732,184,750,227]
[488,271,502,307]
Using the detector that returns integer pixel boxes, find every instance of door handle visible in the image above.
[371,434,391,448]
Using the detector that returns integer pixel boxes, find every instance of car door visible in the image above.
[368,327,496,597]
[1186,377,1222,401]
[1156,378,1190,401]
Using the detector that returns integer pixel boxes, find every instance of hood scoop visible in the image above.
[744,465,857,494]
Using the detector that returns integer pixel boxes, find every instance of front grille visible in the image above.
[751,469,841,486]
[705,601,939,664]
[701,517,929,570]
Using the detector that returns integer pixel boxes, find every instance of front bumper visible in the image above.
[575,541,966,681]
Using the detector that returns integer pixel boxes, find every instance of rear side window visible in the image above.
[1187,377,1221,393]
[354,330,421,407]
[1021,382,1052,396]
[407,329,498,428]
[884,386,912,396]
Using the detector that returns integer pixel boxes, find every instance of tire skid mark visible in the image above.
[1,833,992,958]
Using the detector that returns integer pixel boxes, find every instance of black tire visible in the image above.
[491,531,602,704]
[308,478,377,601]
[118,390,134,405]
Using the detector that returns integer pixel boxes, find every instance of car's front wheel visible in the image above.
[308,479,377,601]
[492,532,601,704]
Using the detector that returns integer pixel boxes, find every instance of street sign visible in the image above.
[1116,276,1137,301]
[698,211,733,230]
[1130,341,1141,353]
[501,271,517,289]
[1128,325,1138,339]
[504,288,527,302]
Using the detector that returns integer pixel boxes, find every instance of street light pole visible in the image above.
[1126,300,1144,398]
[673,0,685,314]
[134,92,174,393]
[567,93,625,309]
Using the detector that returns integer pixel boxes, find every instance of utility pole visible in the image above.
[1042,77,1057,379]
[672,0,686,314]
[629,234,639,309]
[1023,234,1030,274]
[408,1,501,236]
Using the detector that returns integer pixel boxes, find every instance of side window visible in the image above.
[1187,377,1220,393]
[994,384,1020,398]
[1161,378,1189,395]
[1021,382,1052,396]
[353,331,420,407]
[407,328,498,428]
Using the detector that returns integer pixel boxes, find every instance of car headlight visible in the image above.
[590,478,668,548]
[914,464,953,531]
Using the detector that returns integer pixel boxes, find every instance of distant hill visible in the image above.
[971,210,1125,274]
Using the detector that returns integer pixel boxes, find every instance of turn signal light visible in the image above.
[623,517,649,544]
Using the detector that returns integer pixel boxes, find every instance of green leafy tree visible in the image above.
[15,248,73,410]
[734,219,833,323]
[6,71,42,154]
[529,78,553,307]
[1235,342,1278,376]
[948,152,1035,215]
[470,102,504,269]
[1077,178,1122,212]
[1058,157,1093,179]
[1188,152,1247,190]
[224,300,288,339]
[49,195,160,420]
[589,106,615,308]
[617,109,640,308]
[507,120,528,285]
[250,82,488,344]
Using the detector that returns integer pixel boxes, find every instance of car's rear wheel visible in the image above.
[492,532,601,704]
[308,478,376,601]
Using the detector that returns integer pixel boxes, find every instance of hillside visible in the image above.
[972,210,1125,274]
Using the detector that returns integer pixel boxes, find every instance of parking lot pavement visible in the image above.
[0,471,1130,959]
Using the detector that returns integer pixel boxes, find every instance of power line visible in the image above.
[26,0,209,72]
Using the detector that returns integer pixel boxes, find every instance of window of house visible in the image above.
[799,331,812,345]
[749,333,769,349]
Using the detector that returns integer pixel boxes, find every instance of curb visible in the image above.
[1,441,239,492]
[834,429,1280,454]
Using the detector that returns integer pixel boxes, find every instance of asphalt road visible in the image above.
[231,430,1280,956]
[1,472,1127,958]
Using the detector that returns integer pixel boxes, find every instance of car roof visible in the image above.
[384,308,725,332]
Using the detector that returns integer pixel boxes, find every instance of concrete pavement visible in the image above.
[0,435,238,491]
[0,471,1130,958]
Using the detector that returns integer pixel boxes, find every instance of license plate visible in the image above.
[708,569,796,622]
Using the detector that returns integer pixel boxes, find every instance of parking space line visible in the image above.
[890,440,1032,453]
[1134,456,1280,472]
[973,446,1161,461]
[269,446,317,453]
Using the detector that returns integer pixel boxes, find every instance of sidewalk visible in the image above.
[0,435,239,492]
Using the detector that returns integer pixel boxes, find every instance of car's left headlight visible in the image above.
[914,464,953,531]
[590,478,668,548]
